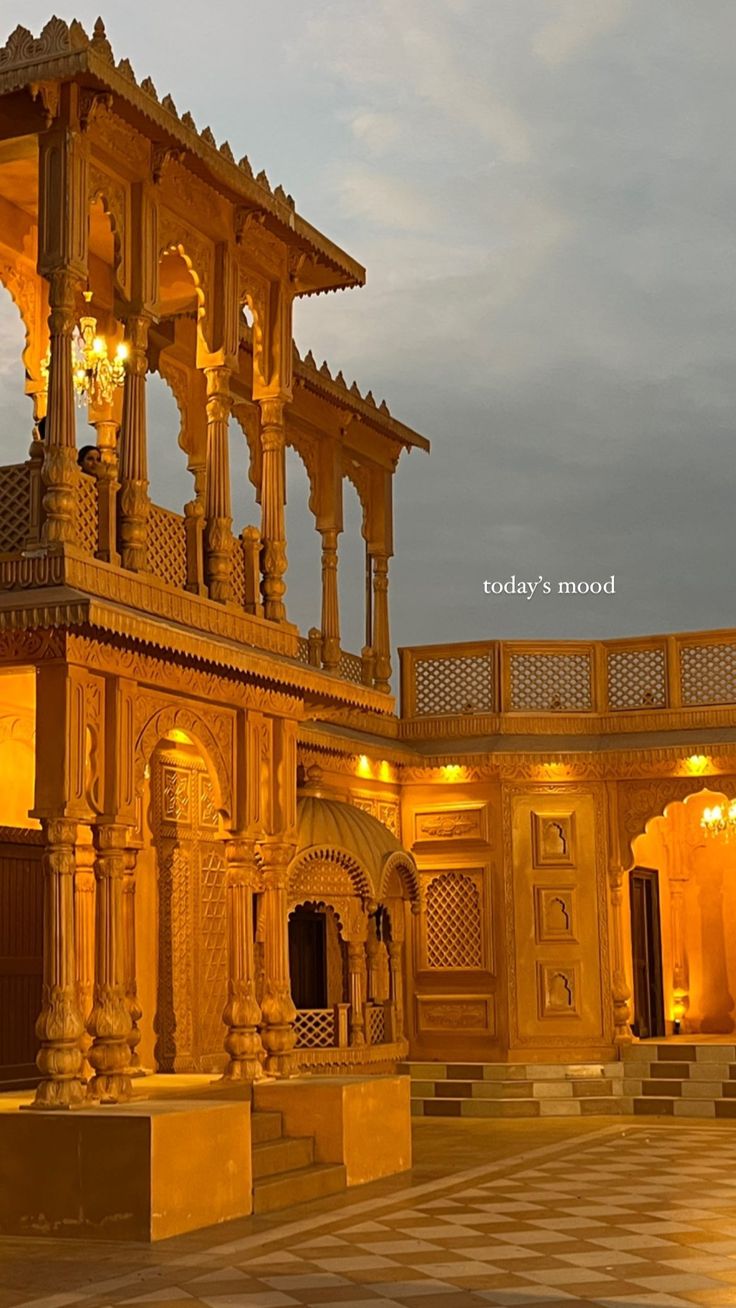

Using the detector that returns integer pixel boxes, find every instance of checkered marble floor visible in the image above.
[10,1124,736,1308]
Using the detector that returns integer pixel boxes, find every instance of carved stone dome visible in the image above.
[293,793,419,905]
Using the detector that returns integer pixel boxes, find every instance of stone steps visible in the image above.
[623,1042,736,1118]
[399,1061,625,1118]
[250,1109,347,1214]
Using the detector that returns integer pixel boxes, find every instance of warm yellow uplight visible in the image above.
[440,764,464,782]
[356,754,372,778]
[685,754,708,775]
[168,728,192,744]
[378,759,392,782]
[92,336,106,356]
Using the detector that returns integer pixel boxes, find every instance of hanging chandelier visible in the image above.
[72,292,128,407]
[701,801,736,839]
[41,292,128,408]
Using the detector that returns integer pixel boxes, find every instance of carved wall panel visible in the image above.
[534,886,578,943]
[504,785,612,1052]
[413,803,487,845]
[537,962,580,1018]
[531,811,576,867]
[416,993,495,1034]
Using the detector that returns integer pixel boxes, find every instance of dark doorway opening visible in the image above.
[629,866,666,1039]
[288,905,327,1009]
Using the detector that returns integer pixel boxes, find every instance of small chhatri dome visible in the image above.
[296,793,404,883]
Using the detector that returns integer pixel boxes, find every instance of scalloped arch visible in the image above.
[135,705,231,818]
[380,851,421,910]
[288,844,373,901]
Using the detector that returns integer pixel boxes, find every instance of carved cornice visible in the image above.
[0,570,393,714]
[293,345,428,454]
[0,18,363,294]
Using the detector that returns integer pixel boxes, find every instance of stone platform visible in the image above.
[0,1095,252,1241]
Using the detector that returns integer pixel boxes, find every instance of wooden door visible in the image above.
[288,906,327,1009]
[630,866,665,1039]
[0,832,43,1088]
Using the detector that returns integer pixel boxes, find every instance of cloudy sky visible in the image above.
[1,1,735,652]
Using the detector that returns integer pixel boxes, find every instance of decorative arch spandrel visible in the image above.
[617,775,736,867]
[134,703,233,820]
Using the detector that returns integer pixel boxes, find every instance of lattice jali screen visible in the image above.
[414,653,494,717]
[366,1004,386,1045]
[509,652,592,712]
[198,846,228,1058]
[607,647,667,710]
[294,1007,337,1048]
[0,464,30,553]
[230,535,246,608]
[339,649,363,684]
[76,474,99,555]
[680,643,736,705]
[148,505,187,589]
[425,872,482,969]
[296,636,311,665]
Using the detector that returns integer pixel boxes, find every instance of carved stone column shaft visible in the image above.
[73,843,96,1078]
[258,841,297,1076]
[371,552,391,693]
[348,940,367,1046]
[221,838,266,1081]
[608,864,633,1044]
[41,269,80,546]
[320,527,340,671]
[259,398,288,622]
[387,939,405,1041]
[31,819,86,1109]
[118,314,150,572]
[204,366,234,603]
[86,825,132,1102]
[123,847,144,1075]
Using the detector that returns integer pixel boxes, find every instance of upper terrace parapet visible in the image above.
[400,635,736,740]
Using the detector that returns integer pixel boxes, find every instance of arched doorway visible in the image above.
[628,788,736,1037]
[136,730,228,1073]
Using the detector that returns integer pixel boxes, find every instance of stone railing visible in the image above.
[293,1002,392,1049]
[400,634,736,733]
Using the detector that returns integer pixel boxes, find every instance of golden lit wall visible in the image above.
[0,668,37,830]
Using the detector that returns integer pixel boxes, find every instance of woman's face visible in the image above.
[81,448,101,475]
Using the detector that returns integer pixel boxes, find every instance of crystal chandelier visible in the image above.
[41,292,128,408]
[701,801,736,839]
[72,292,128,407]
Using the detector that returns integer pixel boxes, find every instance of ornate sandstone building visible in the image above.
[2,15,736,1240]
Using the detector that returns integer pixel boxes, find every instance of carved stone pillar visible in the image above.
[670,875,690,1029]
[387,939,405,1041]
[371,552,391,693]
[31,819,86,1109]
[74,840,96,1078]
[258,841,297,1076]
[608,863,634,1044]
[320,528,340,671]
[259,397,288,622]
[347,941,367,1046]
[221,837,266,1081]
[365,912,380,1001]
[92,416,120,564]
[41,269,80,545]
[118,314,150,571]
[86,824,132,1102]
[123,846,144,1076]
[204,366,234,603]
